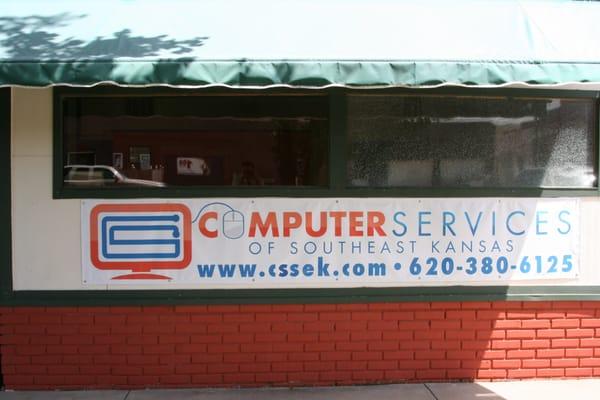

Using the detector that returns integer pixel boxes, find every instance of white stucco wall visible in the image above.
[10,87,600,290]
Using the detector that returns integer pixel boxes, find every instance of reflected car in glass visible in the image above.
[63,165,166,188]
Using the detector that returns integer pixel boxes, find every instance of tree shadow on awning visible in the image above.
[0,13,208,61]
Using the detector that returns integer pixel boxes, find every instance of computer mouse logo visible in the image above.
[194,202,245,239]
[90,203,192,280]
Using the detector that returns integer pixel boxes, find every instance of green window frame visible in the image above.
[53,86,600,199]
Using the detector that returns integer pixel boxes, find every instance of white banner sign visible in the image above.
[82,198,579,287]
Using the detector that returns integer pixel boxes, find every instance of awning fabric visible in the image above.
[2,0,600,88]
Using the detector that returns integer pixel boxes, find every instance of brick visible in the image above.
[581,339,600,347]
[400,340,430,350]
[430,320,460,329]
[491,340,521,350]
[507,369,537,379]
[222,333,254,344]
[446,350,476,360]
[304,321,335,332]
[207,305,239,313]
[552,338,579,348]
[255,313,287,322]
[566,348,594,358]
[523,359,550,368]
[175,364,209,375]
[477,350,506,360]
[287,312,318,322]
[537,329,565,339]
[111,344,143,355]
[351,331,381,341]
[537,368,565,378]
[552,319,579,328]
[337,342,368,352]
[522,319,551,329]
[336,360,368,371]
[477,369,507,379]
[288,332,319,342]
[431,340,461,350]
[287,372,320,382]
[369,303,401,311]
[430,360,460,369]
[461,302,492,310]
[551,358,579,368]
[320,371,354,381]
[305,342,335,352]
[319,332,350,342]
[382,311,414,321]
[127,355,159,365]
[522,339,551,349]
[446,330,476,340]
[414,350,445,360]
[507,349,535,359]
[462,320,492,330]
[271,322,302,333]
[353,370,385,380]
[321,351,352,361]
[206,343,238,353]
[580,358,600,367]
[537,349,565,358]
[398,321,430,330]
[161,375,192,385]
[272,362,304,372]
[493,359,521,369]
[254,373,287,383]
[320,312,351,321]
[494,320,521,329]
[565,368,594,377]
[385,370,416,380]
[190,334,222,344]
[506,329,535,339]
[255,333,287,343]
[191,374,223,385]
[382,331,413,340]
[581,319,600,328]
[383,350,414,361]
[142,344,176,354]
[207,364,239,374]
[273,342,305,352]
[368,341,398,351]
[223,353,255,363]
[566,328,595,338]
[287,352,318,362]
[223,313,255,323]
[446,310,476,319]
[112,366,143,376]
[417,330,444,340]
[207,323,239,333]
[335,321,368,331]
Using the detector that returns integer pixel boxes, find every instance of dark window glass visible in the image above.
[347,95,597,188]
[62,95,329,189]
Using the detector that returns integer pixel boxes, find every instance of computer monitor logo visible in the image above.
[90,204,192,280]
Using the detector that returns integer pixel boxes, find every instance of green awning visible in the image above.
[2,0,600,88]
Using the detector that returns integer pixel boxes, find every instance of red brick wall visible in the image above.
[1,301,600,389]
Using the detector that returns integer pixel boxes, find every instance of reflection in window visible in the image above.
[347,95,597,188]
[62,95,329,189]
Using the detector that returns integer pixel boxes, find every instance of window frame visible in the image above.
[53,86,600,199]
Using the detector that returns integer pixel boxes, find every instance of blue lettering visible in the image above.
[506,210,526,236]
[418,211,432,236]
[392,212,407,237]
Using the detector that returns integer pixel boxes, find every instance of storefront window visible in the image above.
[347,95,597,188]
[61,94,329,189]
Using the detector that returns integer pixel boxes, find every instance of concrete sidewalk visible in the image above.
[1,380,599,400]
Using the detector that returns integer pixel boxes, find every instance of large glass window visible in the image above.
[61,94,329,189]
[347,95,597,188]
[57,89,599,196]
